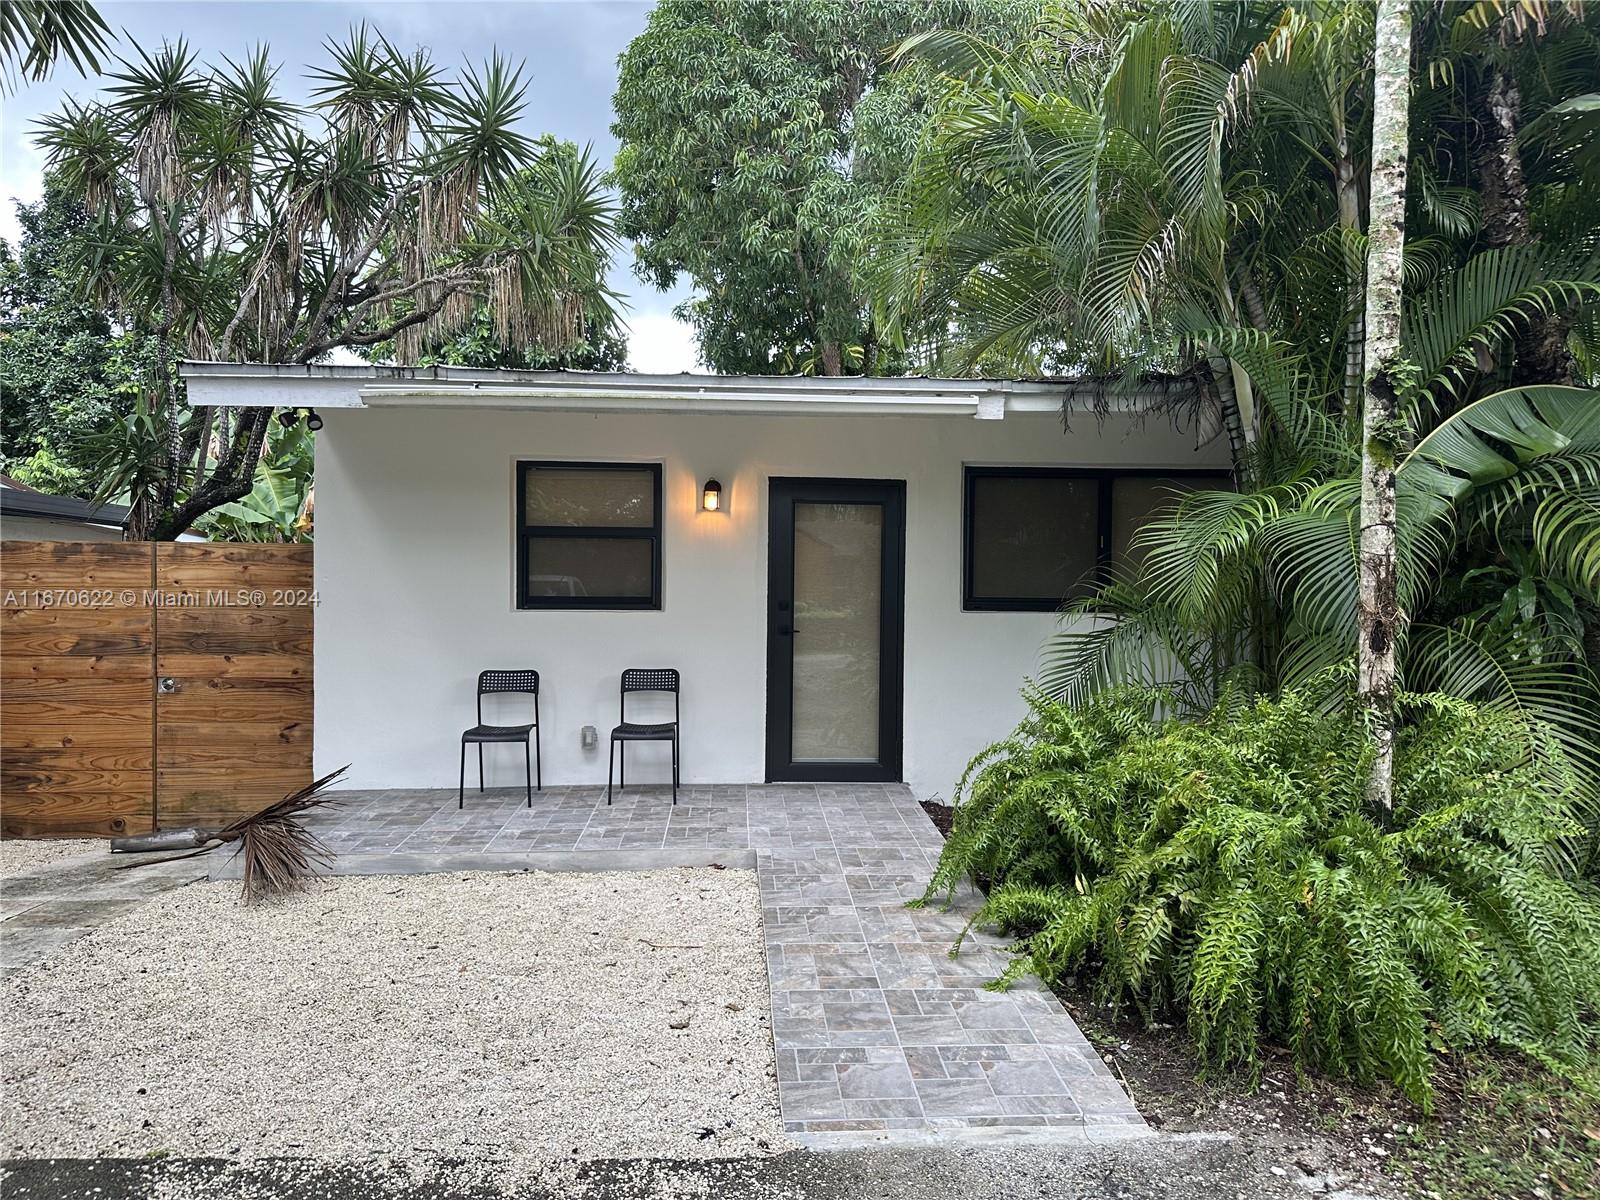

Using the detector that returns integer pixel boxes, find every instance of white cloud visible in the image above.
[625,310,703,375]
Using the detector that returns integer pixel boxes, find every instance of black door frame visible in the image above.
[765,477,906,783]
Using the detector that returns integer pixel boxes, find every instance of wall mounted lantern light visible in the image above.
[702,478,723,512]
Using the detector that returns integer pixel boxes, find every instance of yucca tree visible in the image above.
[876,0,1600,853]
[35,28,620,538]
[1,0,109,89]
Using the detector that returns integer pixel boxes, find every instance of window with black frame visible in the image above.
[516,462,663,609]
[963,466,1232,611]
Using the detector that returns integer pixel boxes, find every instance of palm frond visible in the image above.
[1401,247,1600,411]
[220,766,349,903]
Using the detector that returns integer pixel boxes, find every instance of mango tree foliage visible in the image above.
[610,0,1035,375]
[0,180,159,497]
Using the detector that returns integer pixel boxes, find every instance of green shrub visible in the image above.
[926,686,1600,1107]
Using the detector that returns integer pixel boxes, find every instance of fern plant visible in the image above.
[927,685,1600,1108]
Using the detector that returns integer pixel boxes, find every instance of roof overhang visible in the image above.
[178,362,1179,421]
[0,480,129,527]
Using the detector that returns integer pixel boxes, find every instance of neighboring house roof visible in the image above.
[178,363,1195,421]
[0,476,128,529]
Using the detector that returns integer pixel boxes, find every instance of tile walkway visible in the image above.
[256,783,1146,1146]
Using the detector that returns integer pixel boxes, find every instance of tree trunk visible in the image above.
[123,492,158,542]
[1472,37,1576,386]
[156,218,184,514]
[1476,60,1529,250]
[1235,266,1270,333]
[149,408,272,540]
[1334,111,1366,429]
[1358,0,1412,817]
[1207,355,1249,480]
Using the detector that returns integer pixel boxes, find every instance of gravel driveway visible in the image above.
[2,869,786,1168]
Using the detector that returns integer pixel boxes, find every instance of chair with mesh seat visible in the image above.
[459,669,541,808]
[607,668,679,805]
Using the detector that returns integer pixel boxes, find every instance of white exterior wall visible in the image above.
[315,405,1223,799]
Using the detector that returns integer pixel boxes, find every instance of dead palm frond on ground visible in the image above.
[113,766,348,903]
[220,767,348,902]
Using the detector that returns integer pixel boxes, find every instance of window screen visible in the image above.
[1110,474,1230,575]
[964,467,1231,611]
[964,470,1101,609]
[516,462,662,608]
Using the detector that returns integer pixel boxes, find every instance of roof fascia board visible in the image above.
[178,362,1171,418]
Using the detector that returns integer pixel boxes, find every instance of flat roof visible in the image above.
[178,362,1182,420]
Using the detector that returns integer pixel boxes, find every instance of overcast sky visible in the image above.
[0,0,700,372]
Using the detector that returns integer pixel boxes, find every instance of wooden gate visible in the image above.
[2,542,313,838]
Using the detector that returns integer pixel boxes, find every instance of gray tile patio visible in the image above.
[249,782,1146,1146]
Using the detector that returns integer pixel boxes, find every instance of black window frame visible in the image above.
[515,460,664,610]
[962,465,1231,612]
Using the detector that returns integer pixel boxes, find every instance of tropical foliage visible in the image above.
[876,1,1600,850]
[0,179,158,498]
[926,684,1600,1106]
[1,0,109,89]
[610,0,1035,375]
[195,413,314,542]
[364,143,627,372]
[34,28,620,538]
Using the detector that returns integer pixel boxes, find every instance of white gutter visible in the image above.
[360,383,988,417]
[178,361,1176,419]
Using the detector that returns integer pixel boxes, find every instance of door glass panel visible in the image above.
[791,502,882,762]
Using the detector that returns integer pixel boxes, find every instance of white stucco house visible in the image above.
[180,364,1229,800]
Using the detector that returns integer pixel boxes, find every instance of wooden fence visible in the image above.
[2,542,313,838]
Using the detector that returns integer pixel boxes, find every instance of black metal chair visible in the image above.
[459,669,541,808]
[607,668,679,806]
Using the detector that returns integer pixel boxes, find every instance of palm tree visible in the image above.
[1357,0,1412,813]
[875,0,1600,852]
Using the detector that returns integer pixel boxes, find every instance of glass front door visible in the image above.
[766,479,904,782]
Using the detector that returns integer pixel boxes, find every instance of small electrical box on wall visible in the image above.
[581,725,598,750]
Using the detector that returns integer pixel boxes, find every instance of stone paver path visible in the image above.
[273,783,1144,1146]
[1,851,213,975]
